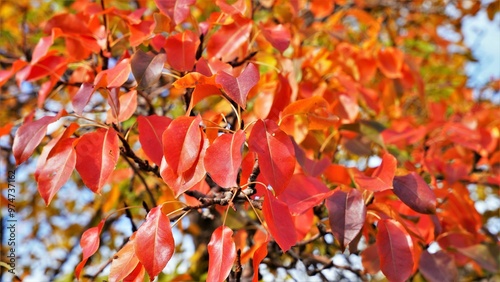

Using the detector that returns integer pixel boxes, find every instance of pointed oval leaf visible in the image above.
[216,63,260,109]
[377,219,414,282]
[131,50,167,90]
[419,250,457,282]
[138,115,172,166]
[326,188,366,251]
[263,189,297,252]
[109,240,140,282]
[94,59,131,89]
[204,130,245,188]
[75,128,120,193]
[72,82,95,115]
[37,138,77,206]
[163,116,203,174]
[355,152,397,192]
[165,30,200,72]
[207,226,236,282]
[278,174,331,215]
[134,205,175,281]
[248,119,295,196]
[13,115,59,165]
[75,219,105,280]
[393,172,437,214]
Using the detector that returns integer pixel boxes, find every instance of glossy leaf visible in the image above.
[138,115,172,166]
[134,205,175,281]
[419,250,457,282]
[163,115,203,175]
[354,152,397,192]
[393,172,437,214]
[131,50,166,90]
[154,0,195,25]
[216,62,260,109]
[13,115,59,165]
[377,219,414,282]
[326,188,366,251]
[37,138,77,206]
[109,240,140,282]
[279,174,332,215]
[75,219,105,280]
[207,226,236,282]
[165,30,200,72]
[248,119,295,196]
[263,189,297,252]
[75,128,120,193]
[204,130,245,188]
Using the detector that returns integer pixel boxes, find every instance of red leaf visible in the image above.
[106,90,138,123]
[75,219,105,280]
[326,188,366,251]
[278,174,332,215]
[393,172,437,214]
[207,226,236,282]
[124,263,145,282]
[261,23,291,52]
[72,82,95,115]
[154,0,195,25]
[206,14,252,61]
[354,152,397,192]
[131,50,167,90]
[75,128,120,193]
[165,30,200,72]
[263,189,297,252]
[134,205,175,281]
[163,116,203,175]
[377,219,414,282]
[13,115,59,165]
[138,115,172,166]
[252,243,268,282]
[292,140,330,177]
[377,47,404,79]
[248,119,295,196]
[419,250,457,282]
[267,73,291,121]
[94,59,131,89]
[216,63,260,109]
[456,244,498,272]
[37,138,77,206]
[204,130,245,188]
[109,240,140,282]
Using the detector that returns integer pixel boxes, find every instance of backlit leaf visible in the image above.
[377,219,414,282]
[279,174,332,215]
[154,0,195,25]
[204,130,245,188]
[326,188,366,251]
[377,47,404,79]
[206,14,252,61]
[134,205,175,281]
[216,62,260,109]
[354,152,397,192]
[252,242,268,282]
[248,119,295,196]
[393,172,437,214]
[75,128,120,193]
[75,219,105,280]
[207,226,236,282]
[138,115,172,166]
[109,240,140,282]
[261,23,291,52]
[94,59,131,89]
[165,30,200,72]
[72,82,95,115]
[13,115,59,165]
[263,189,297,252]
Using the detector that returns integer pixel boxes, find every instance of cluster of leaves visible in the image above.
[1,0,499,281]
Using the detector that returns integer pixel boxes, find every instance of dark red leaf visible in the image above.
[204,130,245,188]
[326,188,366,251]
[138,115,172,166]
[393,172,437,214]
[263,189,297,252]
[75,219,105,280]
[75,128,120,193]
[207,226,236,282]
[131,50,167,90]
[134,205,175,281]
[377,219,414,282]
[419,250,457,282]
[216,63,260,109]
[248,119,295,196]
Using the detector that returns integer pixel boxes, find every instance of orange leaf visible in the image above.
[94,59,131,89]
[354,152,397,192]
[377,47,404,79]
[109,240,140,282]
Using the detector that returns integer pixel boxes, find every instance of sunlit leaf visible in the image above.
[354,152,397,192]
[207,226,236,282]
[263,189,297,252]
[138,115,172,166]
[75,219,105,280]
[216,63,260,109]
